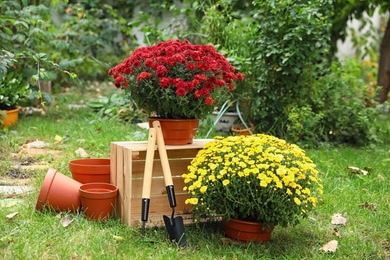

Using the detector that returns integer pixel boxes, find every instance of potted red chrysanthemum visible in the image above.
[108,39,243,144]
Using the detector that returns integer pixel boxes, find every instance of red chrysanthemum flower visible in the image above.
[205,96,213,105]
[156,65,167,77]
[160,77,170,89]
[109,39,243,119]
[176,87,186,97]
[136,72,152,82]
[194,90,201,98]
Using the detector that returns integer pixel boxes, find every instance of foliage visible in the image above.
[87,93,146,123]
[286,58,383,146]
[250,0,333,137]
[0,72,30,110]
[50,2,138,83]
[109,39,243,119]
[0,2,76,107]
[0,1,138,87]
[0,49,17,78]
[199,1,258,123]
[183,134,323,227]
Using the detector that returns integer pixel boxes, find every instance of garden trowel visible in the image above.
[153,120,187,249]
[141,128,157,237]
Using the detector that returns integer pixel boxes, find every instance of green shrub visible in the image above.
[250,0,332,137]
[286,58,382,146]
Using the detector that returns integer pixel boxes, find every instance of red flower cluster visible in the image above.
[108,39,243,119]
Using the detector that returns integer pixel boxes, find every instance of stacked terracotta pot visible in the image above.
[36,158,118,221]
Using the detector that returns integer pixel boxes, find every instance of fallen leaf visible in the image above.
[347,166,369,175]
[113,235,124,241]
[321,240,338,253]
[221,237,234,245]
[6,212,19,219]
[75,147,89,158]
[359,202,377,211]
[331,213,347,225]
[333,227,342,238]
[60,215,74,227]
[54,135,63,144]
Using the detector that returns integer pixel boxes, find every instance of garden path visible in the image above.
[0,142,61,206]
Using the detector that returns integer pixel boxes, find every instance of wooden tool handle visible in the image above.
[153,121,173,186]
[141,128,156,199]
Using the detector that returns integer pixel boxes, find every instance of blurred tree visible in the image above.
[331,0,390,103]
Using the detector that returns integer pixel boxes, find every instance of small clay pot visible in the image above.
[1,107,20,128]
[223,218,275,243]
[69,158,110,184]
[79,182,118,221]
[231,123,254,136]
[36,168,82,213]
[147,118,199,145]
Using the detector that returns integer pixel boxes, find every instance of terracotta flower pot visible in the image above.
[223,218,275,243]
[36,168,82,213]
[79,183,118,221]
[148,117,199,145]
[69,158,110,184]
[1,107,20,128]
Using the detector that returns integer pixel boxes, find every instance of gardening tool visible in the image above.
[141,128,157,237]
[153,120,187,249]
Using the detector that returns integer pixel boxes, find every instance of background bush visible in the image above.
[1,0,387,146]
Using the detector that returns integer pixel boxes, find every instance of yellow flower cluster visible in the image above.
[182,134,323,225]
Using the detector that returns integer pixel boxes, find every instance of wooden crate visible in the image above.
[110,139,211,227]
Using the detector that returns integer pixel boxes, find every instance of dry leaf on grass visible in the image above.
[333,227,342,238]
[60,215,74,227]
[321,240,338,253]
[113,235,124,241]
[346,166,370,176]
[359,202,377,211]
[75,147,89,158]
[6,212,19,219]
[54,135,63,144]
[331,213,347,225]
[221,237,234,245]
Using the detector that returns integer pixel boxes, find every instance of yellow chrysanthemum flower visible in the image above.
[182,134,323,226]
[260,180,267,187]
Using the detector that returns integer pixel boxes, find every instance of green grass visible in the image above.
[1,86,389,259]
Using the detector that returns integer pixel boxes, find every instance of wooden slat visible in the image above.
[129,158,192,178]
[131,213,195,228]
[131,177,187,197]
[129,195,191,222]
[123,148,132,226]
[110,143,117,218]
[116,145,124,221]
[110,143,117,185]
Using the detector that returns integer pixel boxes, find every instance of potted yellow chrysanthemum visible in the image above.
[182,134,323,243]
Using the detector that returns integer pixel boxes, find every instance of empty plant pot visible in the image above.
[69,158,110,184]
[36,168,82,213]
[79,182,118,221]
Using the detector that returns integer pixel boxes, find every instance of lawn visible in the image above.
[1,85,389,259]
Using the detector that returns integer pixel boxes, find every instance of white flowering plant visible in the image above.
[182,134,323,227]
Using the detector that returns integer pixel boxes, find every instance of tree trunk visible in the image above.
[377,17,390,103]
